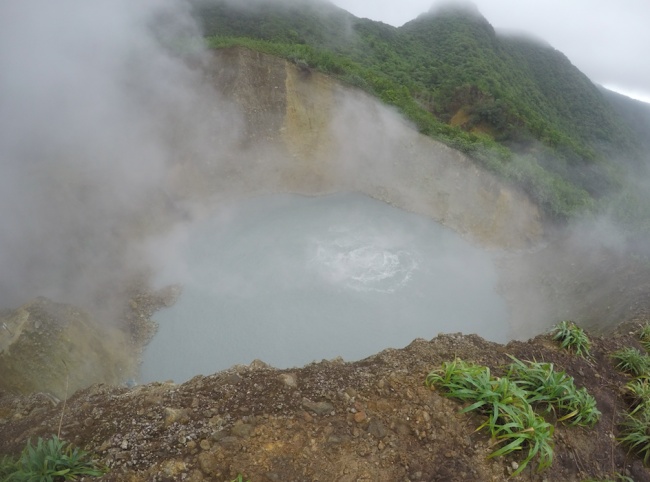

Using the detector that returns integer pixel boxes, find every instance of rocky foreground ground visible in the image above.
[2,322,650,482]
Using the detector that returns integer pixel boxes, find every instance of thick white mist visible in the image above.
[0,1,241,315]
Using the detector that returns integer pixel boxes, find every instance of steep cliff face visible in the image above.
[174,46,543,249]
[0,298,132,399]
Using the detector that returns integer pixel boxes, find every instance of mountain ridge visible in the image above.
[191,0,650,224]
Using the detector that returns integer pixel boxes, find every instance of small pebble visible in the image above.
[354,411,367,423]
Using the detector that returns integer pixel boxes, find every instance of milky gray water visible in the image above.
[140,193,509,383]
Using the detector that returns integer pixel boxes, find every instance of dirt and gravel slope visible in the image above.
[2,323,650,482]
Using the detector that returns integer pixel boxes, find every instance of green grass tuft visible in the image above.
[507,357,601,427]
[639,323,650,351]
[583,475,634,482]
[232,475,251,482]
[0,436,106,481]
[625,378,650,415]
[426,356,600,475]
[486,401,554,475]
[612,348,650,377]
[550,320,591,357]
[618,408,650,465]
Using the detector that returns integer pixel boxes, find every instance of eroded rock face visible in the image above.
[0,298,135,399]
[172,47,543,249]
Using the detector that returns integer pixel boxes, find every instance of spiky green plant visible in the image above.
[550,320,591,357]
[472,376,531,434]
[507,357,601,426]
[639,323,650,351]
[426,360,531,433]
[583,475,634,482]
[426,356,604,475]
[566,387,602,427]
[612,348,650,377]
[232,475,251,482]
[508,358,575,410]
[0,436,106,481]
[0,455,17,479]
[614,476,635,482]
[426,359,555,475]
[487,402,554,476]
[626,378,650,415]
[613,476,635,482]
[619,408,650,465]
[614,475,635,482]
[425,358,487,392]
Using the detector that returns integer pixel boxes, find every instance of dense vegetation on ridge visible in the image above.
[189,0,650,230]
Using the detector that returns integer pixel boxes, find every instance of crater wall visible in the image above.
[172,47,543,249]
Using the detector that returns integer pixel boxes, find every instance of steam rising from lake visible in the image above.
[141,193,509,383]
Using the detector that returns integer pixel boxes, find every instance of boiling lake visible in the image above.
[140,193,509,383]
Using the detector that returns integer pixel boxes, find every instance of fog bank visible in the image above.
[0,1,242,317]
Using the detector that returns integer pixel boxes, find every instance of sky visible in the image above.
[331,0,650,103]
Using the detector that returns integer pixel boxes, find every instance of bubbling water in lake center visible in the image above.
[140,193,509,383]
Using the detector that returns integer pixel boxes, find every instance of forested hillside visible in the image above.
[189,0,650,227]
